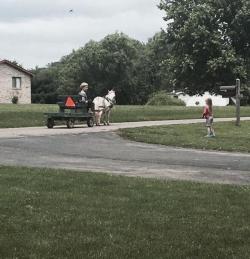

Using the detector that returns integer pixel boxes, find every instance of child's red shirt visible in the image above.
[203,105,213,119]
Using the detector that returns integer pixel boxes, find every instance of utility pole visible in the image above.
[236,78,241,126]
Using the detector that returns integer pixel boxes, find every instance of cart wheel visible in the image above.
[66,119,75,129]
[87,117,94,128]
[47,118,54,129]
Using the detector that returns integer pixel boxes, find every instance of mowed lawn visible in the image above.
[0,166,250,259]
[0,103,250,128]
[120,121,250,153]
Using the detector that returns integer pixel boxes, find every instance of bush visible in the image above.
[31,93,58,104]
[241,87,250,106]
[12,96,19,104]
[146,91,185,106]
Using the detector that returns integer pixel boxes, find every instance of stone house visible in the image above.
[0,60,32,104]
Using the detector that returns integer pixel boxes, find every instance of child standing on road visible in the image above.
[202,98,215,137]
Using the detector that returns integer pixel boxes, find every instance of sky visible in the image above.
[0,0,165,69]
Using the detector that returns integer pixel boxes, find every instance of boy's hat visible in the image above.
[80,82,88,87]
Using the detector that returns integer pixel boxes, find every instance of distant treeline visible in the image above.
[31,0,250,104]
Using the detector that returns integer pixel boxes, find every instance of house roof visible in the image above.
[0,60,33,77]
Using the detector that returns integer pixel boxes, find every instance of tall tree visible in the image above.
[31,63,60,104]
[145,31,172,91]
[57,33,146,104]
[159,0,250,94]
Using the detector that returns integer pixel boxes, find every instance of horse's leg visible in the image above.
[103,108,109,126]
[103,111,107,125]
[107,109,111,126]
[95,111,101,126]
[99,110,104,126]
[95,112,99,126]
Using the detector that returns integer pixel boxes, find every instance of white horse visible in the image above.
[93,90,116,126]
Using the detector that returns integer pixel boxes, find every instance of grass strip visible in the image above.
[0,104,250,128]
[120,121,250,153]
[0,166,250,258]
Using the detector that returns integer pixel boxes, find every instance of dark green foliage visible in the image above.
[159,0,250,94]
[241,86,250,106]
[58,33,148,104]
[147,90,185,106]
[31,1,250,104]
[144,31,172,91]
[31,63,61,104]
[31,32,170,105]
[11,96,18,104]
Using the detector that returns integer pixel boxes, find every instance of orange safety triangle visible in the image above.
[65,96,76,108]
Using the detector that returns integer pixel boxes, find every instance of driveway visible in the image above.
[0,118,250,185]
[1,117,250,138]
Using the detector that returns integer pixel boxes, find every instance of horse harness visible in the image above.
[104,96,115,108]
[97,96,114,109]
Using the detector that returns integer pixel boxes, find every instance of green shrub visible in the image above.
[11,96,19,104]
[146,91,185,106]
[241,87,250,106]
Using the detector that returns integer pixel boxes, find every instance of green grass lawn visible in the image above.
[0,103,250,128]
[0,166,250,259]
[120,121,250,153]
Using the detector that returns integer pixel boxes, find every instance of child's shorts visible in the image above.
[206,116,214,127]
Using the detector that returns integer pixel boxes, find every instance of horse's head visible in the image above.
[106,90,116,104]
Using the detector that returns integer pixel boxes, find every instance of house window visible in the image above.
[12,77,22,89]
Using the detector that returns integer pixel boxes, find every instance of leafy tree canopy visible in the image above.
[31,1,250,103]
[159,0,250,94]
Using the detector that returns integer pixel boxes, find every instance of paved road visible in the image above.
[1,117,250,139]
[0,125,250,185]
